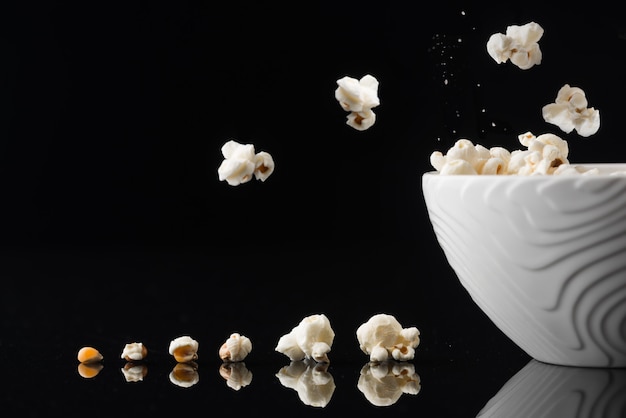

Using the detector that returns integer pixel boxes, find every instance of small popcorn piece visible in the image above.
[77,346,103,364]
[168,335,199,363]
[486,21,543,70]
[217,139,275,186]
[275,314,335,363]
[335,74,380,131]
[542,84,600,137]
[219,333,252,362]
[121,342,148,361]
[169,361,199,388]
[356,313,420,362]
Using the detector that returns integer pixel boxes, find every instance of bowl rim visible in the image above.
[422,162,626,178]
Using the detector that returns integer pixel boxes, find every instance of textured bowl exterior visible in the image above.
[422,164,626,367]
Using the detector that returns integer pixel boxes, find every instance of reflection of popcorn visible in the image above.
[275,359,336,408]
[219,362,253,391]
[487,21,543,70]
[357,360,421,407]
[542,84,600,137]
[275,314,335,363]
[335,74,380,131]
[356,313,421,362]
[217,140,275,186]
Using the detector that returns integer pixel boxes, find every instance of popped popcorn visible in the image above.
[356,313,421,362]
[275,314,335,363]
[542,84,601,137]
[486,21,543,70]
[219,332,252,362]
[428,132,589,176]
[217,139,275,186]
[335,74,380,131]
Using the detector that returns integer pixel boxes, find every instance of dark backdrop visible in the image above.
[1,1,624,416]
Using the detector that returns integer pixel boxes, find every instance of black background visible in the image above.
[1,1,624,416]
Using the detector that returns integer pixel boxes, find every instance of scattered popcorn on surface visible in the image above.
[217,139,275,186]
[77,362,103,379]
[357,360,421,407]
[219,362,253,391]
[486,21,543,70]
[169,361,199,388]
[275,314,335,363]
[335,74,380,131]
[356,313,420,362]
[219,332,252,362]
[121,342,148,361]
[275,359,336,408]
[168,335,199,363]
[121,363,148,382]
[542,84,601,137]
[77,346,103,364]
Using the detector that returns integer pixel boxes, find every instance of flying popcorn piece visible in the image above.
[335,74,380,130]
[357,360,421,407]
[486,21,543,70]
[219,333,252,362]
[275,314,335,363]
[542,84,600,137]
[356,313,420,362]
[217,139,275,186]
[276,359,336,408]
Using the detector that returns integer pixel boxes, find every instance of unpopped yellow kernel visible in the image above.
[77,346,103,364]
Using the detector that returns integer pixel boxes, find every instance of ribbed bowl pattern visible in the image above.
[422,164,626,367]
[478,360,626,417]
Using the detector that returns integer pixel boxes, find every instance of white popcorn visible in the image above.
[335,74,380,130]
[487,21,543,70]
[217,139,275,186]
[346,108,376,131]
[357,361,421,407]
[275,314,335,363]
[219,333,252,362]
[542,84,600,137]
[168,335,199,363]
[514,132,569,175]
[276,359,336,408]
[120,342,147,361]
[440,159,477,175]
[356,313,421,362]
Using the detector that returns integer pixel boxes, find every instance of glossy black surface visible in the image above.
[2,1,624,416]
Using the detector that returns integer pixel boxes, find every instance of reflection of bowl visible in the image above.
[422,164,626,367]
[478,359,626,417]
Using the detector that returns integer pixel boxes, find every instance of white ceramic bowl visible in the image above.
[422,163,626,368]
